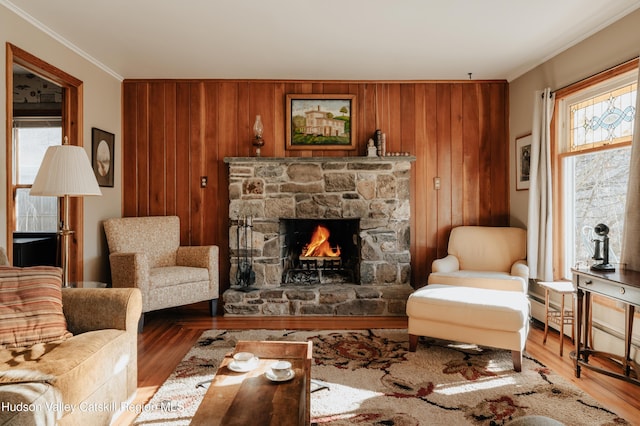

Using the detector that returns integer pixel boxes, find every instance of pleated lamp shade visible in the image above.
[30,145,102,197]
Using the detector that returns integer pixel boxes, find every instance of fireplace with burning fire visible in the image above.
[224,156,415,316]
[280,219,359,285]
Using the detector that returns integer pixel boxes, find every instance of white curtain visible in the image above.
[621,66,640,271]
[527,88,555,281]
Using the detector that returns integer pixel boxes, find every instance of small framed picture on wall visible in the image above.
[92,127,114,187]
[515,133,532,191]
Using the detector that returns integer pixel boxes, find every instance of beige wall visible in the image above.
[1,5,122,282]
[509,8,640,228]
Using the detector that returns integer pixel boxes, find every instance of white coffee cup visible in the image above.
[271,360,292,378]
[233,352,255,367]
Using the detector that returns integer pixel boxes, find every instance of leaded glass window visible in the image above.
[569,82,636,151]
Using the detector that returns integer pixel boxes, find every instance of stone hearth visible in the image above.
[224,156,415,316]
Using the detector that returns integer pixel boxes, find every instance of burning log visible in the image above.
[301,225,341,258]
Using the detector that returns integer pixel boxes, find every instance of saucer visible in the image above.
[265,368,295,382]
[228,356,259,373]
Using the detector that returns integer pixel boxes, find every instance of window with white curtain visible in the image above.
[556,69,636,278]
[12,117,61,232]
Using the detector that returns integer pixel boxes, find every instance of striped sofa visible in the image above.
[0,266,141,425]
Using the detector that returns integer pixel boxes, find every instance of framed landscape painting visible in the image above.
[286,94,356,150]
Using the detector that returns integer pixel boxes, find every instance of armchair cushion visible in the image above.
[151,266,209,288]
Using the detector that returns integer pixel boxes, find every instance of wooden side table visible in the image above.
[571,268,640,386]
[538,281,575,356]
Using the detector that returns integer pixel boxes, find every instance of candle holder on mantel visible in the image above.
[252,115,265,157]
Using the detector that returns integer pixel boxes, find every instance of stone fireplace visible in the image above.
[223,156,415,316]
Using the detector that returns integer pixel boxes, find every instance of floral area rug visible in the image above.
[133,329,627,426]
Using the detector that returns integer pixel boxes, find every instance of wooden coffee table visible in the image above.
[191,340,312,426]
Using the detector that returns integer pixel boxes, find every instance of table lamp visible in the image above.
[30,137,102,287]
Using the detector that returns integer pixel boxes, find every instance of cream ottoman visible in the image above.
[406,284,530,371]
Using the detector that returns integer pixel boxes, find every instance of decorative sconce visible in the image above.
[252,115,265,157]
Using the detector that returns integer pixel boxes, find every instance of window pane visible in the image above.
[15,126,62,184]
[568,146,630,271]
[569,83,636,151]
[15,188,58,232]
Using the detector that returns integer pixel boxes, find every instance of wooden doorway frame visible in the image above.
[5,43,85,282]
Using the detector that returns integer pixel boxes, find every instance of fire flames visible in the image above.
[301,225,341,258]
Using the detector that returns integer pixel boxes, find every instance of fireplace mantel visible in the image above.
[225,156,416,164]
[224,155,415,316]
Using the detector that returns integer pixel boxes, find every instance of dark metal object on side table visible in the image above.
[590,223,615,272]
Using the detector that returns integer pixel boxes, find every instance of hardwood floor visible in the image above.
[114,302,640,425]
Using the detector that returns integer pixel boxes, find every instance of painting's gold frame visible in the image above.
[285,94,356,151]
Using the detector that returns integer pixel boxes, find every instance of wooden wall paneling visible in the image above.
[136,83,150,217]
[462,84,480,225]
[411,84,432,287]
[237,82,251,157]
[399,84,415,154]
[410,85,425,287]
[122,82,139,217]
[490,83,509,225]
[175,82,193,244]
[203,82,220,245]
[477,84,493,225]
[436,84,453,259]
[250,82,276,158]
[385,84,403,154]
[148,82,168,217]
[189,83,205,245]
[273,83,287,158]
[358,83,374,156]
[450,83,464,230]
[424,84,439,281]
[164,82,178,217]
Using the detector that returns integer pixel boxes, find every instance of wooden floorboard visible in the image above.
[113,302,640,425]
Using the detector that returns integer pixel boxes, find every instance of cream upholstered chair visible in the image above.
[104,216,219,330]
[407,226,530,371]
[428,226,529,291]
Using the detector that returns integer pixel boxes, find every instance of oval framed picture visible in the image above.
[92,127,114,187]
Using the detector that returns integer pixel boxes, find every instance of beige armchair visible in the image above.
[104,216,219,329]
[428,225,528,292]
[407,226,530,371]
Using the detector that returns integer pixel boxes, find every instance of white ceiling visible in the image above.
[3,0,640,82]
